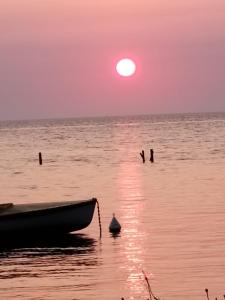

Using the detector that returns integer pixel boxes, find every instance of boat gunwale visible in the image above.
[0,198,97,221]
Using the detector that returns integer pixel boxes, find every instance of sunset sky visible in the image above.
[0,0,225,120]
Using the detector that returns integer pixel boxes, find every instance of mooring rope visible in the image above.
[96,199,102,239]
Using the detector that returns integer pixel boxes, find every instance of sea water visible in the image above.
[0,112,225,300]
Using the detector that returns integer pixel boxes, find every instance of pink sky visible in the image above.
[0,0,225,120]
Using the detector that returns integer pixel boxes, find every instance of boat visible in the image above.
[0,198,97,237]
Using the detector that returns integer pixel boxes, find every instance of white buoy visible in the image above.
[109,213,121,233]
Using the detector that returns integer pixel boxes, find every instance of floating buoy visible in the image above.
[109,213,121,233]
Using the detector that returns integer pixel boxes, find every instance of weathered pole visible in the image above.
[140,150,145,163]
[39,152,42,165]
[150,149,154,163]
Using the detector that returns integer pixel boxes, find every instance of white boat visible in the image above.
[0,198,97,236]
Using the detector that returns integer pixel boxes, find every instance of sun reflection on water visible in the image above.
[118,161,150,298]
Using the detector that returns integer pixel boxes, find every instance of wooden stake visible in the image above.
[205,289,209,300]
[140,150,145,163]
[39,152,42,165]
[150,149,154,163]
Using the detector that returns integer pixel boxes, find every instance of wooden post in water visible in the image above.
[150,149,154,163]
[205,288,209,300]
[39,152,42,165]
[140,150,145,163]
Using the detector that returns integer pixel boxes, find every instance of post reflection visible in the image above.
[118,161,149,299]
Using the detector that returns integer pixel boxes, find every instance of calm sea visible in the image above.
[0,113,225,300]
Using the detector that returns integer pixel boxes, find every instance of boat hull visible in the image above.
[0,198,97,236]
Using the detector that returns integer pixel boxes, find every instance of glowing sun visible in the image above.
[116,58,136,77]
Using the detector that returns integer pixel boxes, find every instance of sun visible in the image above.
[116,58,136,77]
